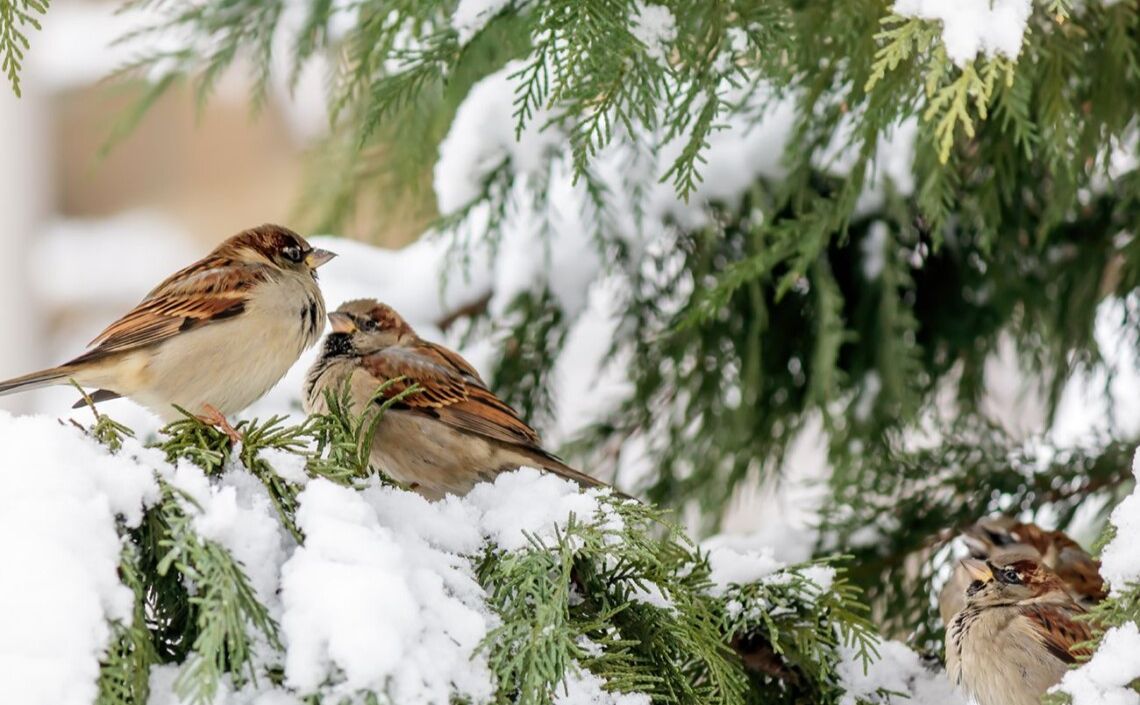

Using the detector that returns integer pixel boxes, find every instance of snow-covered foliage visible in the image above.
[7,0,1140,702]
[0,401,947,705]
[0,414,157,705]
[1051,449,1140,705]
[892,0,1032,66]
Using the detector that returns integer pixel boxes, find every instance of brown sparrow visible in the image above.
[945,554,1093,705]
[303,299,614,499]
[0,224,334,434]
[938,517,1106,625]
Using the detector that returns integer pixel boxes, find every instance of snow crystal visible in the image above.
[148,663,305,705]
[630,2,676,64]
[280,479,495,703]
[464,467,622,551]
[452,0,512,45]
[171,461,293,608]
[799,565,836,593]
[1053,622,1140,705]
[701,535,784,596]
[434,60,563,214]
[258,446,312,487]
[0,413,158,705]
[1098,447,1140,592]
[893,0,1033,66]
[556,666,652,705]
[837,638,964,705]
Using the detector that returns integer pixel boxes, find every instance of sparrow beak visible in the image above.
[328,312,356,334]
[961,558,993,583]
[305,248,337,269]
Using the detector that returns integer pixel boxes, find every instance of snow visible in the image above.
[630,2,677,63]
[861,222,889,280]
[463,466,623,550]
[1098,448,1140,593]
[433,60,564,214]
[0,413,158,705]
[555,667,652,705]
[170,460,293,608]
[280,479,495,703]
[837,638,964,705]
[8,4,1138,702]
[1049,447,1140,705]
[147,664,305,705]
[0,413,630,705]
[893,0,1033,66]
[701,535,785,596]
[452,0,513,45]
[278,470,629,703]
[1054,622,1140,705]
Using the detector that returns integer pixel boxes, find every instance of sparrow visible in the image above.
[303,298,614,500]
[945,554,1093,705]
[938,517,1106,625]
[0,224,335,436]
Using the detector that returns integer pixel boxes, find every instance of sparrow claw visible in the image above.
[198,404,243,444]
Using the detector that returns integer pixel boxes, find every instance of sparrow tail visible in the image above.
[0,367,70,397]
[532,453,636,501]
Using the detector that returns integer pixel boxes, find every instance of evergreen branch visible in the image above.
[69,379,136,452]
[306,376,422,486]
[0,0,47,97]
[721,558,878,696]
[155,407,232,475]
[97,544,160,705]
[155,477,281,704]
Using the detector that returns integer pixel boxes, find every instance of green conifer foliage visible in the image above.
[10,0,1140,694]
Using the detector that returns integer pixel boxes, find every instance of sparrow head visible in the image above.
[959,518,1106,605]
[326,299,416,348]
[220,224,336,276]
[963,517,1067,557]
[961,552,1070,607]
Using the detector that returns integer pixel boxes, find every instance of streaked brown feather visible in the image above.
[1019,602,1093,663]
[360,342,543,448]
[74,259,268,361]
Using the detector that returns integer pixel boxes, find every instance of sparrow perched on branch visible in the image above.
[945,554,1093,705]
[0,224,335,437]
[303,299,615,499]
[938,517,1105,625]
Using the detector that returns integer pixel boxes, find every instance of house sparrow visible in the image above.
[0,224,334,435]
[303,299,615,500]
[945,554,1093,705]
[938,517,1105,625]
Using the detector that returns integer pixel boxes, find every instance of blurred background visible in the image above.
[0,0,431,420]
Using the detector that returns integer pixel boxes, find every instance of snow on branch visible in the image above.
[2,396,944,705]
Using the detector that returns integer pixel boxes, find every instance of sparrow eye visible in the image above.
[998,568,1022,584]
[282,245,304,263]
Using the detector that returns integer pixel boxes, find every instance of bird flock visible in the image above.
[0,224,1107,704]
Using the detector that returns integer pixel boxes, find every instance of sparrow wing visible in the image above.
[75,260,267,360]
[1056,547,1108,603]
[1019,603,1094,664]
[360,342,542,448]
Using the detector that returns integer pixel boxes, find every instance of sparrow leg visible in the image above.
[198,404,243,444]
